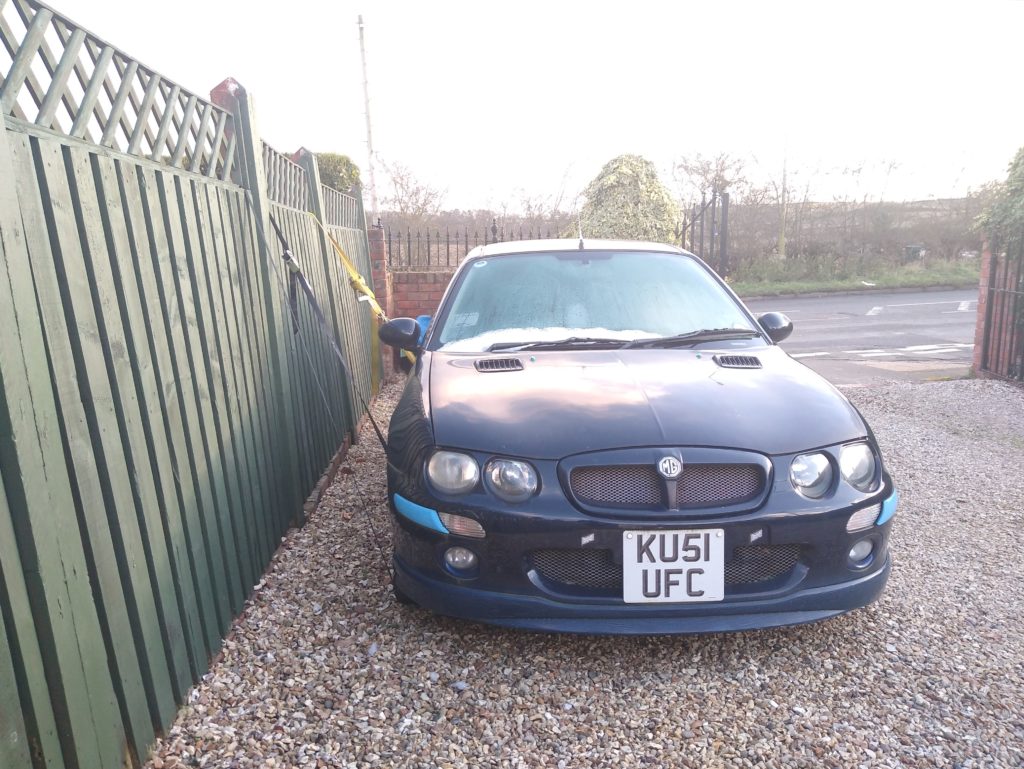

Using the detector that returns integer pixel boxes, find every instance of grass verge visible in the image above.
[731,260,980,297]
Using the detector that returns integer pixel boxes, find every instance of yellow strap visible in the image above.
[307,211,416,364]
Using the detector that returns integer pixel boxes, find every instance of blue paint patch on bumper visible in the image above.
[393,493,448,534]
[875,488,898,526]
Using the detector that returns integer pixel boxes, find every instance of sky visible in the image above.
[46,0,1024,214]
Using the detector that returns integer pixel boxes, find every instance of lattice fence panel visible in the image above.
[263,140,310,211]
[321,182,360,229]
[0,0,238,181]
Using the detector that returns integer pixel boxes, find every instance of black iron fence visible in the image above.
[386,220,559,267]
[978,234,1024,381]
[384,194,730,272]
[682,190,730,276]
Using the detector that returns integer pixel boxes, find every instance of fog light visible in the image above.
[848,539,874,566]
[439,512,486,538]
[444,547,477,571]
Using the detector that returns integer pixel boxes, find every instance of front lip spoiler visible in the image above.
[392,554,891,636]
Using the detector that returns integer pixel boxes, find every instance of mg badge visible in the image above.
[657,456,683,479]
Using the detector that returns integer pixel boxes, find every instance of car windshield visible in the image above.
[433,250,757,352]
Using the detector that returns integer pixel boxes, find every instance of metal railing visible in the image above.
[386,219,559,267]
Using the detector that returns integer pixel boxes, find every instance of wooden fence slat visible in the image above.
[199,183,270,569]
[135,166,233,638]
[0,500,33,769]
[75,146,194,717]
[0,124,123,769]
[154,168,240,624]
[0,472,61,769]
[212,186,278,561]
[97,152,206,690]
[225,190,292,533]
[199,183,267,569]
[26,135,175,763]
[174,174,251,602]
[131,163,223,657]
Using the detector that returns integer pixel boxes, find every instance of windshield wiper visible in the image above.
[488,336,629,352]
[624,328,760,349]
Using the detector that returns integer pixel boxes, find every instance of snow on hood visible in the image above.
[439,327,658,352]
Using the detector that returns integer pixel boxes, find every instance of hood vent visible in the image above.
[475,357,524,372]
[714,354,762,369]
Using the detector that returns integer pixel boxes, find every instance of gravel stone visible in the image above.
[145,377,1024,768]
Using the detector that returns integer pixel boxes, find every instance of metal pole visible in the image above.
[720,192,729,276]
[709,190,717,267]
[357,16,378,219]
[699,192,706,258]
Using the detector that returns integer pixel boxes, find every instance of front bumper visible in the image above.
[394,553,891,634]
[389,486,897,635]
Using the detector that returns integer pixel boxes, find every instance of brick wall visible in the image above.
[391,268,456,321]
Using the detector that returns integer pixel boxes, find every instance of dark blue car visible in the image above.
[378,240,897,634]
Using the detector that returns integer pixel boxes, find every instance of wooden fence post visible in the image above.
[211,79,303,515]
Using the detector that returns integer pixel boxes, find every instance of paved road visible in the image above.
[744,288,979,385]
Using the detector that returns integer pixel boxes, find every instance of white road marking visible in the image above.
[886,300,966,307]
[866,306,884,316]
[942,301,976,314]
[792,352,831,358]
[844,349,885,354]
[859,352,902,357]
[911,348,961,355]
[901,343,945,351]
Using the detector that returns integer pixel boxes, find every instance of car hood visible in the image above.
[426,347,867,459]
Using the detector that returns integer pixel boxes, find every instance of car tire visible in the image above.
[391,571,416,606]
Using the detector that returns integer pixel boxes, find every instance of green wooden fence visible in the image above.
[0,2,379,766]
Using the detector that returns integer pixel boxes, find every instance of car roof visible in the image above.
[465,238,688,260]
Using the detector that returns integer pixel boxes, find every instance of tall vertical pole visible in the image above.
[720,192,729,277]
[358,15,378,220]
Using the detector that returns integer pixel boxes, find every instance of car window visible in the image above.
[435,250,754,351]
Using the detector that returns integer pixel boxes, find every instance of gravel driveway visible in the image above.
[146,378,1024,769]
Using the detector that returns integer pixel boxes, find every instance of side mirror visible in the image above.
[757,312,793,344]
[379,317,422,351]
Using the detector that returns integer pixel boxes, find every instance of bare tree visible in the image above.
[380,161,446,230]
[673,152,748,204]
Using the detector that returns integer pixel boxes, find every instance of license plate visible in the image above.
[622,529,725,603]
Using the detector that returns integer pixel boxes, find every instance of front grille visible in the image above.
[531,549,621,589]
[531,544,801,592]
[571,465,663,507]
[569,464,762,509]
[679,465,762,507]
[724,544,802,585]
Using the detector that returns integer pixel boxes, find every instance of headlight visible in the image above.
[790,452,833,498]
[840,443,877,492]
[427,450,479,494]
[484,458,538,503]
